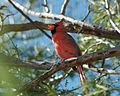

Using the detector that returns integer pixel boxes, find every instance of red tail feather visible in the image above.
[77,64,86,85]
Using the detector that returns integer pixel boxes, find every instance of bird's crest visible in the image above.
[55,18,65,26]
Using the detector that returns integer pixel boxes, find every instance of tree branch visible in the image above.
[42,0,50,13]
[8,0,51,40]
[83,65,120,74]
[2,51,119,74]
[1,47,120,74]
[21,46,120,91]
[82,5,91,22]
[60,0,70,15]
[0,21,47,35]
[104,0,120,34]
[1,46,120,92]
[1,21,120,40]
[6,0,120,40]
[116,0,120,15]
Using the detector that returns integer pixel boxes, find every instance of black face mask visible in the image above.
[51,24,58,35]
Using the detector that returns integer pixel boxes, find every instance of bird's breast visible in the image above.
[52,33,81,59]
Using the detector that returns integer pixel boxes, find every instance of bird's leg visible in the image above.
[58,58,78,72]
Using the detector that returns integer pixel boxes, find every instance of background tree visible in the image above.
[0,0,120,96]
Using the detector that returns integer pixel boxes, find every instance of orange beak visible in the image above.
[48,24,55,30]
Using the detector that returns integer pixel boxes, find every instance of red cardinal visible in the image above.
[48,19,86,85]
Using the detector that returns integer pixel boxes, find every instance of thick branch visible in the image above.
[22,46,120,91]
[1,21,120,40]
[1,51,120,74]
[0,21,47,35]
[7,0,120,40]
[0,46,120,91]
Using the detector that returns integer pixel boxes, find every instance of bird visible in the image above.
[48,19,86,85]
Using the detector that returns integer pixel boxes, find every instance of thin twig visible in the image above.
[83,64,120,74]
[0,13,14,34]
[8,0,51,40]
[105,0,120,34]
[116,0,120,15]
[78,4,92,34]
[42,0,50,13]
[50,69,73,83]
[60,0,70,15]
[95,62,120,81]
[82,5,91,22]
[7,34,20,58]
[101,59,105,68]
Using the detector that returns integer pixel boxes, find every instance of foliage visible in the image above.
[0,0,120,96]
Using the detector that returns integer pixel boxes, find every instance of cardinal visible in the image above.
[48,19,86,85]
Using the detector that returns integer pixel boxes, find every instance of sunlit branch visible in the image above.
[7,0,120,40]
[49,69,73,83]
[83,65,120,74]
[116,0,120,15]
[1,51,120,75]
[60,0,70,15]
[105,0,120,34]
[42,0,50,13]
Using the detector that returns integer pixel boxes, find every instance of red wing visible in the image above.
[54,33,81,59]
